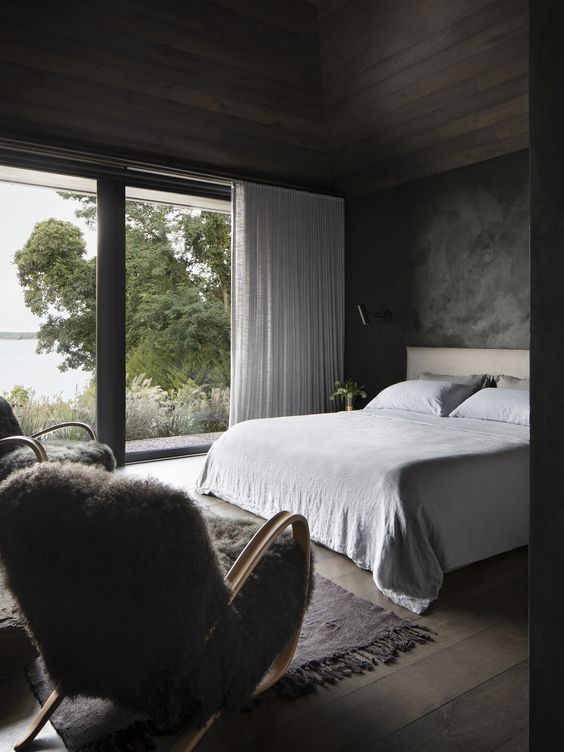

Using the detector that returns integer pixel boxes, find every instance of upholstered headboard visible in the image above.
[406,347,530,381]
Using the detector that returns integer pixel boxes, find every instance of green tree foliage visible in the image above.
[14,219,96,370]
[125,285,230,390]
[14,195,231,391]
[179,210,231,313]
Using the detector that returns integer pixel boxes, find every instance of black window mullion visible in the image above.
[96,179,126,466]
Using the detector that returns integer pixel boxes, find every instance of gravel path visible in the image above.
[125,432,223,452]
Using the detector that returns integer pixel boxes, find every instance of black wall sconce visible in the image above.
[357,304,393,325]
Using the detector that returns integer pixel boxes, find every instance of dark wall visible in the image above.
[405,150,529,348]
[529,2,564,749]
[345,189,410,399]
[0,0,330,190]
[345,150,529,398]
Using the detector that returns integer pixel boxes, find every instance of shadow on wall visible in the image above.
[345,187,410,401]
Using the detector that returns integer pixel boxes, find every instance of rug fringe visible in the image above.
[274,623,434,699]
[27,624,434,750]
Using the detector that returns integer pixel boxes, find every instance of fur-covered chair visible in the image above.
[0,396,115,480]
[0,461,312,752]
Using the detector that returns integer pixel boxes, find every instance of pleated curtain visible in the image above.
[230,181,344,424]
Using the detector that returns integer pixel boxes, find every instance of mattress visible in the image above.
[196,409,529,613]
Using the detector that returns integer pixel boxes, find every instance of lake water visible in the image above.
[0,339,93,399]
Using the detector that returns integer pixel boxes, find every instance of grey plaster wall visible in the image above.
[345,150,529,398]
[404,150,529,349]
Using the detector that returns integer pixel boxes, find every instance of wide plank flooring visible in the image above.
[0,455,528,751]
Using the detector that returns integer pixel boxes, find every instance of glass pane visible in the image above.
[124,192,231,455]
[0,168,97,441]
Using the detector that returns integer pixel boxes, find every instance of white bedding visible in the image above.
[196,409,529,613]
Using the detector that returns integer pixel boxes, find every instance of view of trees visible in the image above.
[13,193,231,440]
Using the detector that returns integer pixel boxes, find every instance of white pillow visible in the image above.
[449,388,529,426]
[365,380,475,417]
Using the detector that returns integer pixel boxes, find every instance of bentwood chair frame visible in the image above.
[29,421,97,442]
[0,420,97,465]
[2,436,311,752]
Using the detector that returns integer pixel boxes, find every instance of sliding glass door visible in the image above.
[0,166,97,441]
[123,187,231,459]
[0,155,231,464]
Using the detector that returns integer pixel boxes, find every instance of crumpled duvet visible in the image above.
[196,409,529,613]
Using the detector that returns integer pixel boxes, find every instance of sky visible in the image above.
[0,183,97,331]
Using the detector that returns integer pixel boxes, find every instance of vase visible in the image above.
[345,396,354,411]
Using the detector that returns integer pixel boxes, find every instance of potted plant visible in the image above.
[329,379,367,411]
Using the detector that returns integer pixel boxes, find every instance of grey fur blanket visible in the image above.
[24,571,432,752]
[0,395,115,479]
[0,463,310,730]
[0,441,116,482]
[0,396,23,456]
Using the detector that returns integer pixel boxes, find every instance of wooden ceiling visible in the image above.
[0,0,528,198]
[0,0,329,189]
[316,0,529,196]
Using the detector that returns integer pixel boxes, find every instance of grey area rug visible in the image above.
[25,573,432,752]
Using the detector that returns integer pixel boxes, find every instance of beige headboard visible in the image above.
[407,346,530,381]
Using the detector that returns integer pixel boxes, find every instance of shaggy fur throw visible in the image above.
[0,441,116,481]
[0,397,24,456]
[0,463,310,730]
[0,441,116,482]
[0,396,115,478]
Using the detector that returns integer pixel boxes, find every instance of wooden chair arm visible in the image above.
[31,421,97,441]
[224,511,311,602]
[14,689,63,751]
[224,511,312,695]
[173,513,312,752]
[0,436,48,463]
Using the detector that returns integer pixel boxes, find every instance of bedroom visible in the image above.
[0,1,561,750]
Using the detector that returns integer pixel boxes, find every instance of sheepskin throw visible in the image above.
[0,441,116,482]
[0,463,310,730]
[0,396,115,479]
[0,396,24,456]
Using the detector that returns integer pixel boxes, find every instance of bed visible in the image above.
[196,347,530,614]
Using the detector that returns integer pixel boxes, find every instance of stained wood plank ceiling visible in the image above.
[0,0,529,198]
[0,0,329,189]
[316,0,529,196]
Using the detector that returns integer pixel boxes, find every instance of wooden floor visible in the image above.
[0,455,528,752]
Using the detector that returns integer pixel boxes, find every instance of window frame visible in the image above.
[0,149,232,466]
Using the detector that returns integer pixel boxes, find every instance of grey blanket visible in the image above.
[197,409,529,613]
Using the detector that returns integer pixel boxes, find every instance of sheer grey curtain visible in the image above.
[230,181,344,424]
